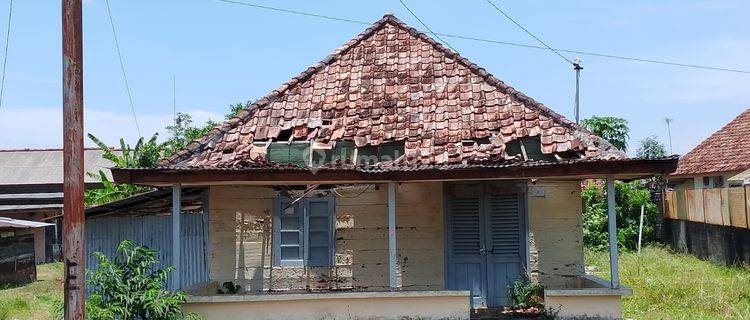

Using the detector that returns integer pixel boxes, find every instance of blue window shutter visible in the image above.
[305,197,335,267]
[486,194,521,256]
[274,197,304,267]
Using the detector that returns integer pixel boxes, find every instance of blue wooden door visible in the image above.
[446,183,525,308]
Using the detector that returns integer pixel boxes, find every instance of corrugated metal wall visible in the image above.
[85,212,208,291]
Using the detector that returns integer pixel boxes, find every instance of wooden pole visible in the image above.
[62,0,85,318]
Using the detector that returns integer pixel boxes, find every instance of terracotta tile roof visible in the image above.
[162,14,624,169]
[674,108,750,175]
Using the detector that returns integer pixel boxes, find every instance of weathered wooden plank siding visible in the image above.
[704,189,723,225]
[665,186,750,229]
[208,182,445,292]
[526,180,584,288]
[728,187,748,228]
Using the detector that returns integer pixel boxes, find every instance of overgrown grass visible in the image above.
[0,262,63,320]
[586,246,750,320]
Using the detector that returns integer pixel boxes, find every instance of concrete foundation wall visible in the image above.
[527,180,585,288]
[183,291,470,320]
[662,218,750,265]
[545,295,622,320]
[208,182,445,292]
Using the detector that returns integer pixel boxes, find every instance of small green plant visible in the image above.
[87,240,200,320]
[508,274,544,308]
[538,305,560,320]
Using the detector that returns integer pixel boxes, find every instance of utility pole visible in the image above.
[664,117,674,154]
[573,58,583,124]
[62,0,85,319]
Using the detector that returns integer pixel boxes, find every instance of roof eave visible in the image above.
[113,158,678,187]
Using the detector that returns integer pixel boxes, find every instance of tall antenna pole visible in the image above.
[62,0,85,319]
[573,58,583,124]
[172,74,176,125]
[664,117,674,154]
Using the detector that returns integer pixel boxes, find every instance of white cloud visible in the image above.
[0,106,222,149]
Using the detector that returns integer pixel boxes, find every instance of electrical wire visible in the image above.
[397,0,457,52]
[0,0,13,112]
[209,0,750,74]
[332,184,374,199]
[105,0,142,136]
[482,0,572,64]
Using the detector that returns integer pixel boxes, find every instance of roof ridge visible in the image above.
[162,15,399,166]
[675,107,750,174]
[161,13,623,167]
[380,15,621,156]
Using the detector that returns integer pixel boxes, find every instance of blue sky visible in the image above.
[0,0,748,155]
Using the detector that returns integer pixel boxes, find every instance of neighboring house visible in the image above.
[664,108,750,265]
[111,15,677,320]
[0,217,54,284]
[0,148,113,264]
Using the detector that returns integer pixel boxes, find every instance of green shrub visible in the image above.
[508,274,544,308]
[582,180,659,251]
[86,240,200,320]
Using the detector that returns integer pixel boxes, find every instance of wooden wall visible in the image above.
[527,180,585,288]
[665,186,750,229]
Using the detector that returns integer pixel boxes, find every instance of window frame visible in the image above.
[272,196,336,267]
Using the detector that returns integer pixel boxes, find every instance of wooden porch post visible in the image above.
[606,175,620,288]
[172,183,181,289]
[388,182,397,291]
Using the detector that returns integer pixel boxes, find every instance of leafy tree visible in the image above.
[88,133,163,168]
[582,180,659,251]
[84,133,163,206]
[84,172,150,207]
[86,240,200,320]
[581,116,630,151]
[226,101,247,119]
[162,101,250,157]
[635,135,667,159]
[162,113,216,157]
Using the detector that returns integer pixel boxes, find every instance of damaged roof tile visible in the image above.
[161,14,624,169]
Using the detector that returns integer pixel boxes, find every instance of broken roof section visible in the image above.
[674,108,750,176]
[161,14,623,170]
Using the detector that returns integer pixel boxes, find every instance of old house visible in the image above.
[112,15,677,320]
[0,148,113,264]
[664,108,750,265]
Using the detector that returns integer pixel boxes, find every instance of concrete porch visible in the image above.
[182,289,471,320]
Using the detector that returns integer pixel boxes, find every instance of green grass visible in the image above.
[0,263,63,320]
[3,249,750,320]
[586,246,750,320]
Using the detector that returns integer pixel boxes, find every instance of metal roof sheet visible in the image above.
[0,149,114,185]
[0,217,55,228]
